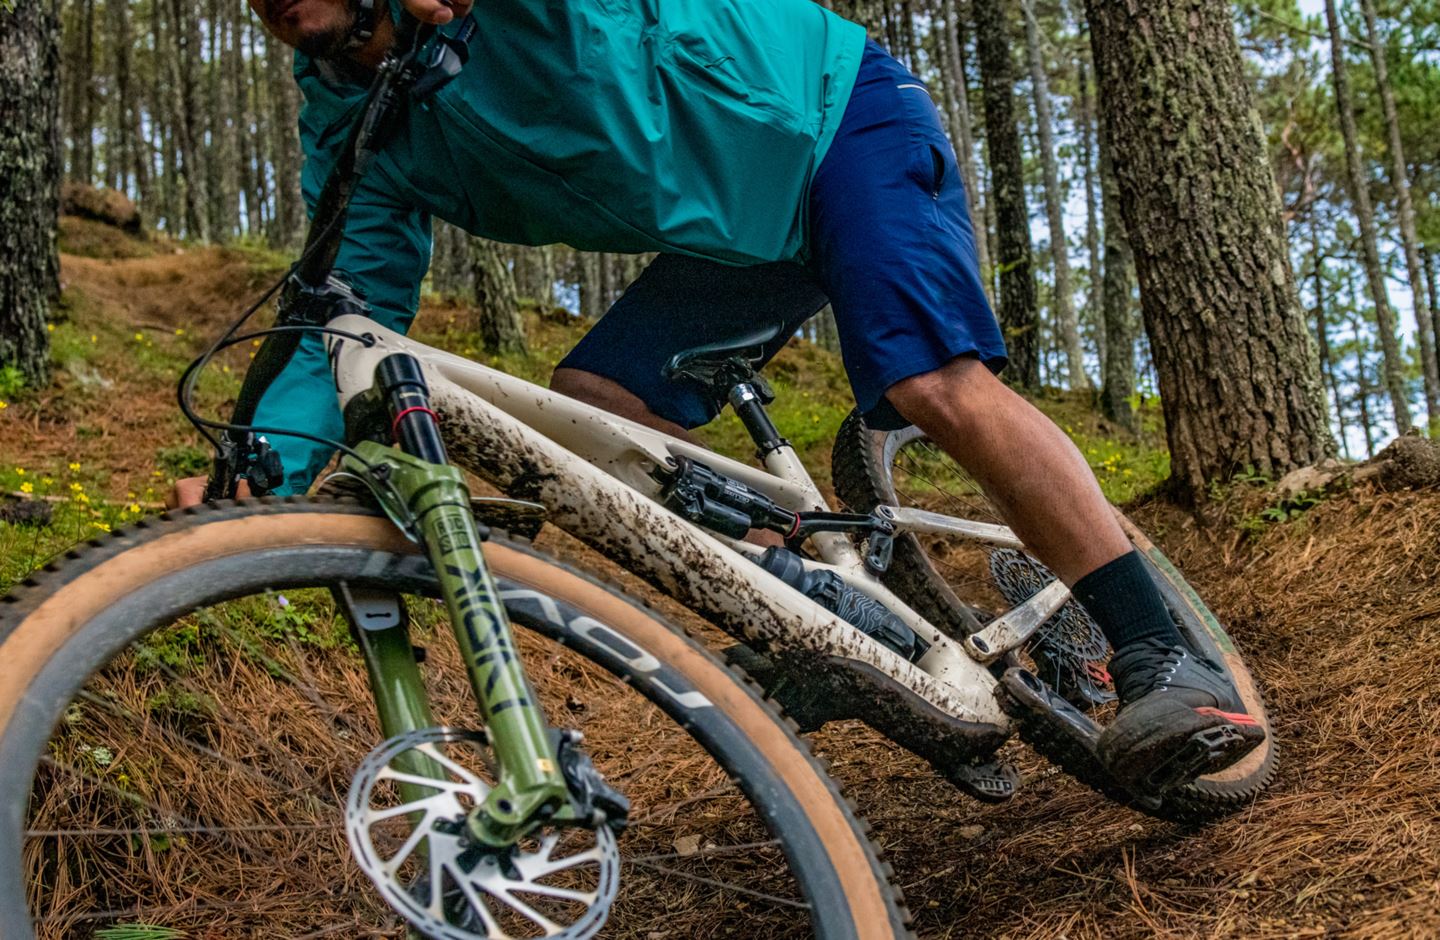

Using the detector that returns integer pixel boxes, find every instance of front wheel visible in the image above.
[831,412,1278,820]
[1,498,910,938]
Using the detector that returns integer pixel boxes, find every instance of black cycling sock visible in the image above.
[1071,550,1183,652]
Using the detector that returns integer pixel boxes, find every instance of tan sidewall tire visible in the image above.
[0,499,908,939]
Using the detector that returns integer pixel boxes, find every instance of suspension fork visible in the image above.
[342,352,571,847]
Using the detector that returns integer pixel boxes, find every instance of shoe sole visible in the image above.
[1099,698,1267,796]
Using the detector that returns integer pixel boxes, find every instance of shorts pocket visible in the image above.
[895,83,950,197]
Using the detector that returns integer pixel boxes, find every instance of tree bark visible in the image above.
[66,0,96,184]
[1358,0,1436,428]
[974,0,1039,388]
[1309,224,1349,460]
[0,0,62,387]
[1323,0,1410,432]
[1078,48,1104,375]
[166,0,209,240]
[1022,0,1088,390]
[267,33,304,250]
[470,237,526,356]
[1086,0,1332,501]
[937,0,993,302]
[1097,130,1135,431]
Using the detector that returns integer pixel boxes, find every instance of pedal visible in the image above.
[998,666,1161,812]
[945,760,1019,803]
[1139,724,1259,795]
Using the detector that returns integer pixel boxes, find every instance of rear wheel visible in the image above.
[832,412,1278,820]
[1,498,910,938]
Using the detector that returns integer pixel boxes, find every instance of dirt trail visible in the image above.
[12,236,1440,938]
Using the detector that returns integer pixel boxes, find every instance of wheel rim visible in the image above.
[18,578,816,938]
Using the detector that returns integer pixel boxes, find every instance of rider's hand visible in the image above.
[400,0,471,25]
[167,476,251,510]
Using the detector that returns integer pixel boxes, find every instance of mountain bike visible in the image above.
[0,19,1275,940]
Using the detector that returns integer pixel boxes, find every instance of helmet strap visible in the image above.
[346,0,380,50]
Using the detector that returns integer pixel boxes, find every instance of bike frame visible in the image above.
[326,317,1077,733]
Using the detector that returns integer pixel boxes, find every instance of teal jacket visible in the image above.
[297,0,866,323]
[257,0,865,493]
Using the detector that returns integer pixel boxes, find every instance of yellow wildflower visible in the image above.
[68,462,81,471]
[175,328,186,336]
[75,493,90,504]
[42,477,54,485]
[134,332,144,342]
[47,323,55,333]
[93,521,110,532]
[14,467,24,476]
[20,482,33,494]
[127,503,141,514]
[90,334,98,344]
[0,401,7,410]
[69,482,84,492]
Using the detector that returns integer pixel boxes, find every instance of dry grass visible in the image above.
[11,232,1440,937]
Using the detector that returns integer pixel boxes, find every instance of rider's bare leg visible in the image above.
[550,366,785,549]
[883,355,1130,586]
[551,367,698,442]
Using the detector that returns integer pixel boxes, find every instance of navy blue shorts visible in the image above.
[558,40,1006,431]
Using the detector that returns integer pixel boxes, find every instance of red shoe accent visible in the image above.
[1194,706,1260,727]
[1086,661,1112,684]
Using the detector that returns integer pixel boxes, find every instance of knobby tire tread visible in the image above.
[0,496,912,939]
[829,413,1278,823]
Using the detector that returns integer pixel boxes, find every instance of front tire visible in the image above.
[1,498,909,938]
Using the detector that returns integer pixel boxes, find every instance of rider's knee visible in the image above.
[885,355,999,433]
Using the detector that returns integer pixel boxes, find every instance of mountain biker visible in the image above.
[226,0,1266,795]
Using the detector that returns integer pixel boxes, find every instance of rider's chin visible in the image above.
[295,24,353,59]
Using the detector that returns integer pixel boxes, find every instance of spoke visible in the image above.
[626,859,810,910]
[491,888,562,935]
[415,741,489,790]
[73,688,305,798]
[624,839,784,864]
[27,822,339,837]
[455,874,505,936]
[366,797,447,824]
[511,881,595,905]
[376,767,474,793]
[531,844,605,876]
[380,815,435,875]
[628,781,738,826]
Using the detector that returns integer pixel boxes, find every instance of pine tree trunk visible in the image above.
[207,0,239,242]
[245,19,270,235]
[267,34,304,250]
[1086,0,1332,500]
[974,0,1039,388]
[1022,0,1087,391]
[1323,0,1410,432]
[470,237,526,356]
[1309,225,1348,459]
[1079,50,1104,376]
[152,0,178,233]
[66,0,96,184]
[1097,131,1135,431]
[167,0,208,240]
[937,0,993,301]
[1,0,61,386]
[1358,0,1436,428]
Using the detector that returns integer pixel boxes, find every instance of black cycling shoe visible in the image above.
[1098,638,1266,796]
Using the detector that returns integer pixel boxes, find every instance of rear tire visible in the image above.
[1,497,910,937]
[831,412,1277,820]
